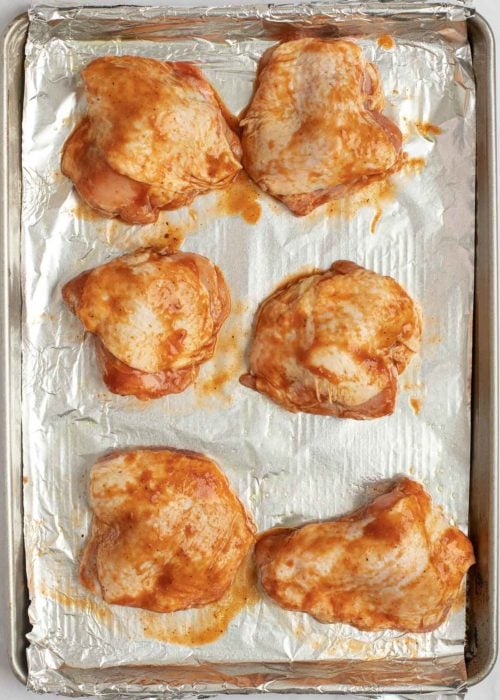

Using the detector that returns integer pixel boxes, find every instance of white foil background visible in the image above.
[22,3,475,696]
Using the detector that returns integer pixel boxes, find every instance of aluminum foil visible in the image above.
[22,2,476,697]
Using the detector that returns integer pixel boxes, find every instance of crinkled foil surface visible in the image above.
[22,1,476,697]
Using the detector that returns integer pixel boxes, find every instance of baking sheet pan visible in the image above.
[23,0,476,693]
[1,6,497,697]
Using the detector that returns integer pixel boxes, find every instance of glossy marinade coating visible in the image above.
[81,448,255,613]
[241,261,421,418]
[62,56,242,223]
[241,39,402,215]
[63,249,230,399]
[255,478,474,632]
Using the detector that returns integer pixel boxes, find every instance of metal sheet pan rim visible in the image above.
[1,7,498,696]
[465,10,499,687]
[1,11,28,690]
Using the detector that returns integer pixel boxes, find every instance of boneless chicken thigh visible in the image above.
[81,449,255,612]
[255,478,474,632]
[63,249,230,399]
[62,56,242,223]
[240,261,421,418]
[241,39,402,215]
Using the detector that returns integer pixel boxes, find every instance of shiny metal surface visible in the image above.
[1,12,29,689]
[1,5,497,697]
[466,13,498,688]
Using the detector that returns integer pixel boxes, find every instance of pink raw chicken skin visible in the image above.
[81,448,255,613]
[62,249,230,400]
[241,38,402,215]
[255,478,475,632]
[240,261,422,419]
[62,56,242,223]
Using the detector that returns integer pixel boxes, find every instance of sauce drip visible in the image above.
[324,151,426,225]
[326,174,395,222]
[39,584,113,625]
[370,209,382,234]
[195,301,247,403]
[91,209,200,251]
[409,397,422,415]
[415,121,442,139]
[141,554,259,646]
[378,35,395,50]
[216,172,262,224]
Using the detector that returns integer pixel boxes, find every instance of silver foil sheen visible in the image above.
[22,2,476,697]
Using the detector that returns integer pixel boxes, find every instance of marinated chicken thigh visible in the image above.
[241,39,402,215]
[240,261,421,418]
[62,56,242,223]
[255,478,474,632]
[63,249,230,399]
[81,449,255,612]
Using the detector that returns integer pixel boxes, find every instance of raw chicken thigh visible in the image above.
[63,249,230,399]
[255,478,474,632]
[62,56,242,223]
[241,39,402,215]
[240,261,421,419]
[81,449,255,612]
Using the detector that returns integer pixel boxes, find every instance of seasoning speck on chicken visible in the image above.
[81,448,255,613]
[241,39,402,215]
[255,478,474,632]
[63,249,230,400]
[240,261,421,418]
